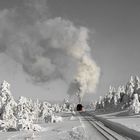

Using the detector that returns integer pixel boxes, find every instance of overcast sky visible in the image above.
[0,0,140,103]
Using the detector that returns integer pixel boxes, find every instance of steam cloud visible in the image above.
[0,0,100,102]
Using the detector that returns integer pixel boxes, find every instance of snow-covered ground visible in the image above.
[2,109,140,140]
[0,113,86,140]
[103,111,140,132]
[95,110,140,133]
[109,116,140,132]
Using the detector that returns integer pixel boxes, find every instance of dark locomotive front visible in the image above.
[76,104,83,111]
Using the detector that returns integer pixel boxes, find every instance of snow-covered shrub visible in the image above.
[17,118,41,131]
[52,115,62,123]
[60,126,86,140]
[31,124,41,131]
[44,115,52,123]
[70,116,76,120]
[72,110,76,115]
[44,114,62,123]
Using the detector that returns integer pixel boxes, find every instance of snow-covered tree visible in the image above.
[96,96,104,110]
[16,96,34,130]
[0,81,17,131]
[129,94,140,114]
[95,76,140,114]
[126,77,134,97]
[134,76,140,95]
[0,80,72,131]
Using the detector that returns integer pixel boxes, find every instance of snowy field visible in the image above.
[0,113,86,140]
[95,110,140,133]
[104,111,140,132]
[1,109,140,140]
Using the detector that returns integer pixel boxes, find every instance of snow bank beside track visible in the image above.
[84,112,140,140]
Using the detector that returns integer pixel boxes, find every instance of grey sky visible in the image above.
[0,0,140,102]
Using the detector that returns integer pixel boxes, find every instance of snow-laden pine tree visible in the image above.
[0,81,17,131]
[107,86,114,103]
[53,104,61,113]
[96,96,104,110]
[39,101,53,119]
[126,76,135,97]
[134,76,140,96]
[95,76,140,113]
[16,96,41,131]
[32,99,40,123]
[0,80,65,131]
[129,94,140,114]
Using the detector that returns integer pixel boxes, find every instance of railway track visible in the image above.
[80,112,131,140]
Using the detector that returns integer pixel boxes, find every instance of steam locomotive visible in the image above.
[76,104,83,111]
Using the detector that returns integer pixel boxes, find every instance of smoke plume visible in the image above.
[0,0,100,101]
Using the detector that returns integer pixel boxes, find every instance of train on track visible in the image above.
[76,104,83,111]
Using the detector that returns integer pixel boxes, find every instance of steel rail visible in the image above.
[80,112,130,140]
